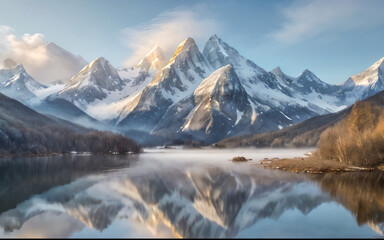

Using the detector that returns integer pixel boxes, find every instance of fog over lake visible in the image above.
[0,148,383,238]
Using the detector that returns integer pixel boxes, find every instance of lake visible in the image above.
[0,148,383,238]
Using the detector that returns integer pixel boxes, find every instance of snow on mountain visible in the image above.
[0,64,47,103]
[151,65,294,144]
[351,57,384,86]
[116,37,213,132]
[55,57,126,107]
[113,46,167,113]
[112,35,355,144]
[4,33,380,145]
[203,34,268,79]
[203,35,342,122]
[339,57,384,105]
[85,47,166,121]
[118,45,166,83]
[270,67,345,113]
[0,64,100,128]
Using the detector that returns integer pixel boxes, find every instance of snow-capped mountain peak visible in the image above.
[116,37,213,133]
[55,57,125,105]
[151,37,210,85]
[0,64,47,103]
[349,57,384,86]
[297,69,325,84]
[203,34,267,84]
[167,37,199,65]
[338,56,384,105]
[270,66,289,84]
[134,45,166,71]
[65,57,122,90]
[194,64,241,100]
[270,66,283,76]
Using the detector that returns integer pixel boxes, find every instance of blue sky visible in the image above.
[0,0,384,84]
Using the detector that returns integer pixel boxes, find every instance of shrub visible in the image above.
[317,101,384,166]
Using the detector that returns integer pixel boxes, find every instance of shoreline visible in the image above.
[255,156,377,174]
[0,151,140,159]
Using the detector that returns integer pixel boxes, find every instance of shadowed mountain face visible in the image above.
[33,96,101,128]
[0,92,141,155]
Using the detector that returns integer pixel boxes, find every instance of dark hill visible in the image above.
[0,93,141,155]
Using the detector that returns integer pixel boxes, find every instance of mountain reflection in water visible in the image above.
[0,151,383,238]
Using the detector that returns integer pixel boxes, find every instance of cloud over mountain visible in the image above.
[0,27,87,84]
[121,9,219,67]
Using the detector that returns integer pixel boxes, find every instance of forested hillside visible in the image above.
[0,93,141,155]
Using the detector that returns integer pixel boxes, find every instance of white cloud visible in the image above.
[0,25,13,36]
[121,9,219,67]
[0,28,87,84]
[271,0,384,44]
[0,25,14,56]
[6,33,49,65]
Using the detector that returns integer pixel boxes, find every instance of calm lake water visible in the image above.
[0,148,383,238]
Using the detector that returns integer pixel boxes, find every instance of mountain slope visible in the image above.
[203,35,343,120]
[117,46,166,100]
[217,89,384,148]
[33,96,101,128]
[0,64,47,103]
[117,38,213,132]
[55,57,126,106]
[339,57,384,105]
[114,35,375,145]
[152,65,293,144]
[0,93,140,155]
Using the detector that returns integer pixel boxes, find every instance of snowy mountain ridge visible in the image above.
[1,35,384,145]
[0,64,47,103]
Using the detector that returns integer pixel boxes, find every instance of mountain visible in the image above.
[152,65,293,144]
[118,46,166,97]
[339,57,384,105]
[5,42,87,85]
[116,38,213,133]
[0,64,47,103]
[114,35,350,145]
[9,34,383,147]
[0,64,100,129]
[2,58,17,69]
[44,42,88,83]
[100,46,169,121]
[33,96,101,128]
[216,89,384,148]
[204,35,343,119]
[0,92,141,155]
[55,57,126,107]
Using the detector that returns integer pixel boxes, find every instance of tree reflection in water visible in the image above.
[312,171,384,229]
